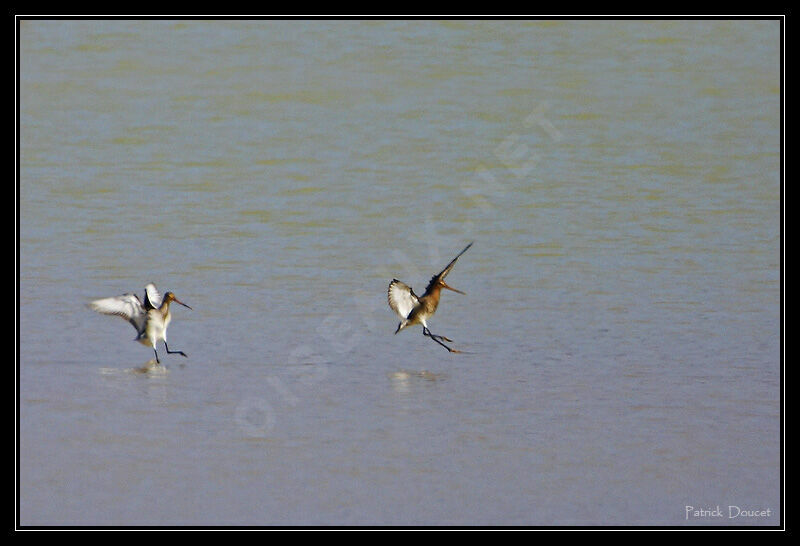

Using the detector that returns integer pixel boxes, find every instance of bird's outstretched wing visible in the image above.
[89,293,147,333]
[143,283,162,310]
[388,279,419,319]
[436,242,473,281]
[424,242,474,293]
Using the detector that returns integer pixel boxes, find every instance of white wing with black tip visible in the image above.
[89,293,148,334]
[143,283,162,310]
[388,279,419,320]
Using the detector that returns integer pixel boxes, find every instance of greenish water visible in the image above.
[19,19,781,526]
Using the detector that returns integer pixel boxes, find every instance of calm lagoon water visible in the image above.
[19,20,781,526]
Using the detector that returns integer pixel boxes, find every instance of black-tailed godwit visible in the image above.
[388,242,473,353]
[90,283,192,364]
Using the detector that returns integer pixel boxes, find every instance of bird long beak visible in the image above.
[441,281,465,295]
[173,297,192,310]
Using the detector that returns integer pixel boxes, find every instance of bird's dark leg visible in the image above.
[422,327,460,353]
[153,348,160,364]
[164,342,188,358]
[422,326,452,343]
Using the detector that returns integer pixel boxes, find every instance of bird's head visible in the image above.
[164,292,192,310]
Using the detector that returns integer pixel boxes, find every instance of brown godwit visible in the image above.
[388,242,473,353]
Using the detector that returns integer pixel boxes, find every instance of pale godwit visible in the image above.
[89,283,192,364]
[388,242,473,353]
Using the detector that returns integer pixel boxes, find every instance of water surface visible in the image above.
[19,19,781,526]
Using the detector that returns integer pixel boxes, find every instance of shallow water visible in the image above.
[19,19,781,526]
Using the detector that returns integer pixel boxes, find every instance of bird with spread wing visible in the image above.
[388,242,473,353]
[89,283,192,364]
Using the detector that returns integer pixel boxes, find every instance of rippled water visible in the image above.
[19,19,781,526]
